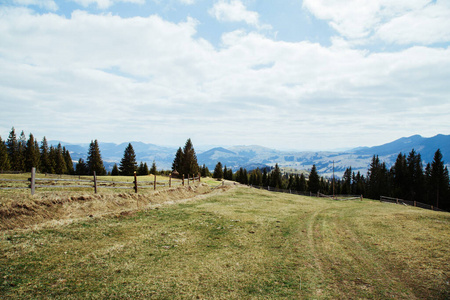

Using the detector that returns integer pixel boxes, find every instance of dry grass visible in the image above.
[1,185,449,299]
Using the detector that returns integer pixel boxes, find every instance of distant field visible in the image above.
[1,185,449,299]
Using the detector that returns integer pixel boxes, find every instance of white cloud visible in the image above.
[13,0,58,11]
[71,0,145,9]
[0,7,449,148]
[209,0,271,30]
[303,0,450,45]
[179,0,195,4]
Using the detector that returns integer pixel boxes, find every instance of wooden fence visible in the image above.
[0,167,201,195]
[380,196,447,212]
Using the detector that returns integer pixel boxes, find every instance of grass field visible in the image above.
[1,184,449,299]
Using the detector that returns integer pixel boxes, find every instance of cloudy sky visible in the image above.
[1,0,449,151]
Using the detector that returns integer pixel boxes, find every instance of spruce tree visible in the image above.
[54,143,67,174]
[111,163,119,176]
[137,162,149,176]
[150,160,157,175]
[16,130,26,172]
[0,136,11,171]
[308,164,320,193]
[406,149,424,201]
[172,147,183,173]
[269,163,282,188]
[429,149,448,209]
[182,138,199,177]
[213,162,223,179]
[6,127,18,171]
[87,140,106,175]
[63,147,74,174]
[76,158,88,175]
[119,143,137,176]
[40,137,51,173]
[25,133,40,172]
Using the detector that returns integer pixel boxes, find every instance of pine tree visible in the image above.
[6,127,18,171]
[213,162,223,179]
[172,147,183,173]
[268,163,282,188]
[63,147,74,174]
[54,143,67,174]
[391,153,408,198]
[182,138,199,177]
[25,133,40,172]
[308,165,320,193]
[119,143,137,176]
[87,140,106,175]
[40,137,51,173]
[150,160,157,175]
[0,136,11,171]
[341,167,352,195]
[406,149,425,201]
[16,130,26,172]
[366,155,389,200]
[48,146,57,174]
[76,158,88,175]
[429,149,449,209]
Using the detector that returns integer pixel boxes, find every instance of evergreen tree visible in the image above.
[48,145,57,174]
[119,143,137,176]
[40,137,51,173]
[428,149,449,209]
[76,158,88,175]
[182,138,199,177]
[111,163,119,176]
[6,127,18,171]
[172,147,183,173]
[87,140,106,175]
[269,163,282,188]
[63,147,74,174]
[54,143,67,174]
[213,162,223,179]
[226,167,233,180]
[366,155,389,200]
[0,136,11,171]
[200,164,211,177]
[406,149,425,201]
[137,162,149,176]
[308,165,320,193]
[25,133,40,172]
[391,153,408,198]
[150,160,157,175]
[262,168,268,186]
[341,167,352,195]
[296,173,307,192]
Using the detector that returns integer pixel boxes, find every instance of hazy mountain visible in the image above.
[51,134,449,176]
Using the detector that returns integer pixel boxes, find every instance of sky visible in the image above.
[1,0,449,151]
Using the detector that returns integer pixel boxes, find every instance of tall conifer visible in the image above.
[87,140,106,175]
[0,136,11,171]
[119,143,137,176]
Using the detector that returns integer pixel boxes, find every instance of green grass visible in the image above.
[1,186,449,299]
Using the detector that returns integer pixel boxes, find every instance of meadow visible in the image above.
[1,177,449,299]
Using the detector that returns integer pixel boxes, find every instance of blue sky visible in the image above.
[1,0,449,150]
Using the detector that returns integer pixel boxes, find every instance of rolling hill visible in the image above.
[53,134,450,177]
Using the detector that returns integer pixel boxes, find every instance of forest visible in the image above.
[1,127,449,210]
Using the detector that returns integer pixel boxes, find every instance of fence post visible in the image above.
[182,174,185,186]
[154,173,156,190]
[30,167,36,196]
[93,171,97,194]
[134,171,138,193]
[169,174,172,188]
[360,195,363,201]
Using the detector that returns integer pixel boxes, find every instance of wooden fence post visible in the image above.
[169,174,172,188]
[134,171,138,193]
[93,171,97,194]
[30,167,36,196]
[182,174,185,186]
[154,174,156,190]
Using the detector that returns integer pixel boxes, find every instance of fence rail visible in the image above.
[0,167,202,195]
[380,196,447,212]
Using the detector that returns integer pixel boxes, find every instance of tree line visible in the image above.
[210,148,450,211]
[0,128,159,176]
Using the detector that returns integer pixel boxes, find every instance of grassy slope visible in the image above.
[1,186,449,299]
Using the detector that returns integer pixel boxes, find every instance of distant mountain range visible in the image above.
[52,134,450,178]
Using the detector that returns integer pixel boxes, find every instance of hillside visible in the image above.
[1,185,449,299]
[54,134,450,177]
